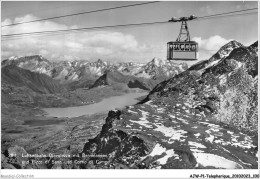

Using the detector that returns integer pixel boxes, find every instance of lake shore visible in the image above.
[42,92,148,118]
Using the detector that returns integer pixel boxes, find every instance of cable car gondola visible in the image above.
[167,15,198,61]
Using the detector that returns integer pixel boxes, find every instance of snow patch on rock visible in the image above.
[194,133,201,138]
[153,124,187,143]
[128,109,138,114]
[156,149,179,165]
[194,153,243,169]
[149,143,166,157]
[189,141,207,149]
[129,109,153,128]
[205,135,215,143]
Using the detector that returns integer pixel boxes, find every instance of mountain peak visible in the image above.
[34,55,48,62]
[97,59,103,63]
[208,40,244,62]
[8,56,19,60]
[96,59,107,66]
[221,40,244,50]
[151,57,161,62]
[150,58,165,66]
[228,40,243,46]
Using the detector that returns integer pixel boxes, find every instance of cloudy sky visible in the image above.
[1,1,258,63]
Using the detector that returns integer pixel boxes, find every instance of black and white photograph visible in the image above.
[1,0,259,178]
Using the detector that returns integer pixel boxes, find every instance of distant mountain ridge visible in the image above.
[2,56,187,90]
[2,55,53,76]
[90,70,150,90]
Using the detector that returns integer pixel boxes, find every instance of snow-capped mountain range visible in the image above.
[2,56,188,87]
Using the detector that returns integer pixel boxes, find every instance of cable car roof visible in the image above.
[167,41,198,44]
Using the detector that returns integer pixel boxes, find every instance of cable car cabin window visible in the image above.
[180,44,185,51]
[191,44,196,51]
[185,44,190,51]
[174,44,179,50]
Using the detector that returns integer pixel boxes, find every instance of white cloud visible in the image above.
[2,14,69,36]
[13,14,38,24]
[193,35,232,51]
[1,14,148,62]
[2,18,12,26]
[192,35,232,60]
[65,41,83,49]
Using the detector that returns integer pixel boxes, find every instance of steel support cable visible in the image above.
[2,10,258,41]
[197,7,257,19]
[1,21,169,37]
[1,1,160,27]
[1,22,170,40]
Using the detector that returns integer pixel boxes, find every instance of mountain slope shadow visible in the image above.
[2,65,66,94]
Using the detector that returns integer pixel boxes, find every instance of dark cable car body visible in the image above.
[167,15,198,61]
